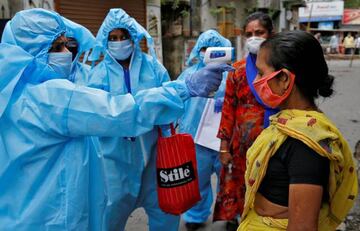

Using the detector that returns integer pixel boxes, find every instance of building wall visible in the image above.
[147,0,163,62]
[0,0,10,18]
[199,0,252,61]
[7,0,146,36]
[9,0,55,16]
[163,36,187,79]
[55,0,146,35]
[279,0,305,31]
[0,0,10,37]
[200,0,251,33]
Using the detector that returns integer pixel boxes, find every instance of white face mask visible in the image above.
[245,36,266,54]
[108,39,134,60]
[48,52,73,78]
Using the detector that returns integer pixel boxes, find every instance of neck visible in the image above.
[280,87,318,111]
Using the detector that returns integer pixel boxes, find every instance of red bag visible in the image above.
[156,124,201,215]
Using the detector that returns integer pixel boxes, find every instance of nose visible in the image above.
[249,32,256,37]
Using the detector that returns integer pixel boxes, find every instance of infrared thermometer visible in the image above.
[203,47,235,65]
[203,47,235,97]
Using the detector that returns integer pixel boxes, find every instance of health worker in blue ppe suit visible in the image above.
[177,29,231,230]
[61,16,110,230]
[87,8,179,231]
[61,16,95,85]
[0,8,232,231]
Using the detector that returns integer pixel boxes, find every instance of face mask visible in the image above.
[108,40,134,60]
[253,69,295,108]
[199,51,205,63]
[48,52,72,78]
[245,36,266,54]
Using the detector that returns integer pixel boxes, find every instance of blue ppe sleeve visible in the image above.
[161,79,190,102]
[152,57,171,84]
[22,79,189,138]
[133,80,189,129]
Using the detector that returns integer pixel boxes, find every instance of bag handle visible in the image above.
[158,124,176,137]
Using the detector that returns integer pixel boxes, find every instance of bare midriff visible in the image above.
[254,193,289,219]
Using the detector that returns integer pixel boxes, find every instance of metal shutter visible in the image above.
[55,0,146,35]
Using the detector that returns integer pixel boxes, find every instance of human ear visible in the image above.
[280,69,293,92]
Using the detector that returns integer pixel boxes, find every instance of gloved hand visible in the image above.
[214,97,224,113]
[185,63,234,97]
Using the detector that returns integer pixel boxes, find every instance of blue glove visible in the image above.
[185,63,234,97]
[214,97,224,113]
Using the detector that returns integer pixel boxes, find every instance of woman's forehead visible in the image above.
[245,20,265,32]
[109,28,129,35]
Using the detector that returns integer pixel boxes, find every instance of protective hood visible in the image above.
[1,22,15,44]
[62,16,95,57]
[0,8,66,117]
[89,8,156,61]
[186,29,231,66]
[2,8,65,57]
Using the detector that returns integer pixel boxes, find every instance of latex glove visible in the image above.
[214,97,224,113]
[185,63,234,97]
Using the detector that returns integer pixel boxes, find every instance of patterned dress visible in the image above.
[213,59,265,221]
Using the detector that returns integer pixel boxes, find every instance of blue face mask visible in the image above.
[108,40,134,61]
[48,52,73,78]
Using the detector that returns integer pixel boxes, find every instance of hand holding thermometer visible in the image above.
[204,47,235,97]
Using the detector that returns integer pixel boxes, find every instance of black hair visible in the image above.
[260,30,334,101]
[119,28,130,35]
[243,12,273,34]
[108,28,131,40]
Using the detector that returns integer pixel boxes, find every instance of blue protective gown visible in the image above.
[87,8,180,231]
[61,16,95,85]
[0,9,189,231]
[62,16,106,230]
[178,30,231,223]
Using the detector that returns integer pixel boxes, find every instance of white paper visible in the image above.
[194,99,222,151]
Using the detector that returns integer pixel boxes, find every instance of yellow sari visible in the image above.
[238,110,358,231]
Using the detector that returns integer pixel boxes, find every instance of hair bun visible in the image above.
[318,74,334,97]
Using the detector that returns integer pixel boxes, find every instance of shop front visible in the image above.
[298,1,344,53]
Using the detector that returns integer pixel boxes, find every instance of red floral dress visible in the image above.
[213,59,265,221]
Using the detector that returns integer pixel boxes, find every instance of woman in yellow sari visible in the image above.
[238,30,358,231]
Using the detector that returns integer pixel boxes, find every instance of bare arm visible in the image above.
[219,139,232,165]
[287,184,323,231]
[217,71,237,165]
[217,71,236,141]
[220,139,230,151]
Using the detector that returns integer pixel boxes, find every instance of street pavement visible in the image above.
[125,60,360,231]
[322,59,360,231]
